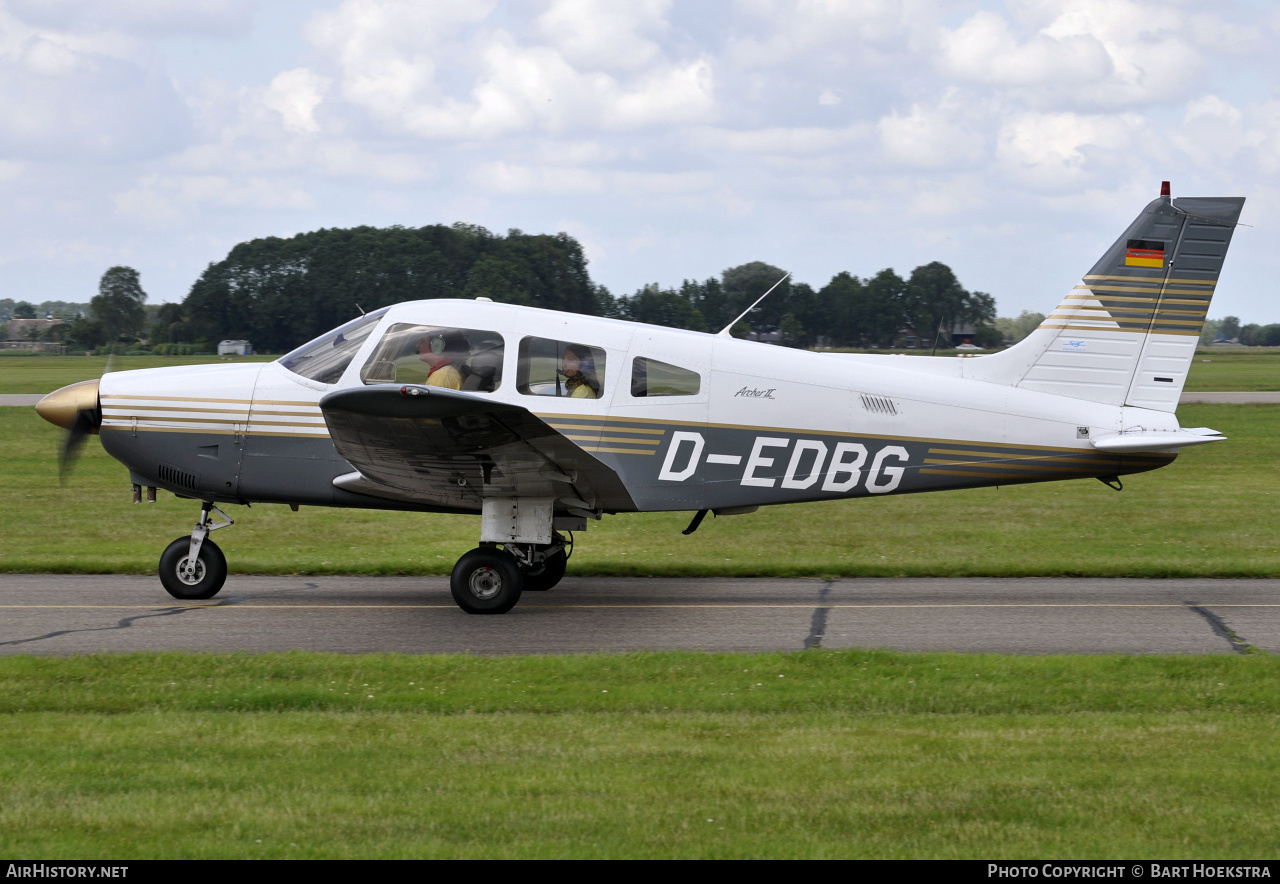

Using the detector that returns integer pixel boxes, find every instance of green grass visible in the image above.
[0,650,1277,858]
[1185,349,1280,391]
[3,349,1278,394]
[0,355,275,394]
[1,404,1277,577]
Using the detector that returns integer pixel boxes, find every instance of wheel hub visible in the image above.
[467,566,503,600]
[176,556,205,586]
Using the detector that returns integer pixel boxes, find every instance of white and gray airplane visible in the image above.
[37,184,1244,614]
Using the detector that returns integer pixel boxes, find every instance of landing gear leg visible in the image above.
[511,532,571,592]
[158,501,233,601]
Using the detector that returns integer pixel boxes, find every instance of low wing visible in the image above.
[319,384,635,514]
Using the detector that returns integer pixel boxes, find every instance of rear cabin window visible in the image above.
[517,337,606,399]
[359,323,505,392]
[278,309,388,384]
[631,357,700,397]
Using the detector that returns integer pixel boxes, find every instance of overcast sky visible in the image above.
[1,0,1277,323]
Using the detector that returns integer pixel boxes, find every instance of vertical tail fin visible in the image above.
[966,186,1245,412]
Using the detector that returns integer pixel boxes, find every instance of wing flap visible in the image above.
[319,385,634,512]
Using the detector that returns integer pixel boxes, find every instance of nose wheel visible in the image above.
[158,501,234,600]
[159,536,227,600]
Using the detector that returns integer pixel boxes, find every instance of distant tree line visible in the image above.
[14,224,1280,355]
[1201,315,1280,347]
[0,299,88,323]
[608,260,1000,349]
[150,224,606,354]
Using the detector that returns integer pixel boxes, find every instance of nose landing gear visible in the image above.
[159,502,233,601]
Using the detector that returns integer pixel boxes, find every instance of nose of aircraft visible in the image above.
[36,379,101,432]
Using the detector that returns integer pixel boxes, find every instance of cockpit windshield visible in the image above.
[278,309,389,384]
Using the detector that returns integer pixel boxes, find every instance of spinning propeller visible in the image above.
[35,378,103,480]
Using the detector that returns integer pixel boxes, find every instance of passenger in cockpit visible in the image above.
[562,344,599,398]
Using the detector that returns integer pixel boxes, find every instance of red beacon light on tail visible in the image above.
[1161,181,1171,196]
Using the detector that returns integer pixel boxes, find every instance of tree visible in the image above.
[91,266,147,342]
[863,269,909,347]
[721,261,790,337]
[13,301,36,319]
[618,284,706,331]
[1217,316,1240,341]
[994,311,1045,344]
[779,312,805,347]
[175,225,603,353]
[902,262,968,350]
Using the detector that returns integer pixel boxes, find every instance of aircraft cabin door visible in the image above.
[612,333,711,511]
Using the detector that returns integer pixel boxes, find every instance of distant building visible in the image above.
[218,340,253,356]
[3,318,62,341]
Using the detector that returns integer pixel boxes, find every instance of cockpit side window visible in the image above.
[278,309,389,384]
[631,357,700,397]
[360,323,505,392]
[517,337,606,399]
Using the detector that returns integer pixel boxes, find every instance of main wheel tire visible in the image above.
[522,548,567,592]
[450,547,524,614]
[158,536,228,600]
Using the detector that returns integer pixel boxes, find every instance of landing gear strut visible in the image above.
[449,533,572,614]
[159,502,233,601]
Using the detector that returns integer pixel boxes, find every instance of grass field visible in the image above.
[0,354,275,394]
[1183,349,1280,391]
[1,348,1277,393]
[1,403,1276,577]
[3,357,1279,860]
[0,650,1277,858]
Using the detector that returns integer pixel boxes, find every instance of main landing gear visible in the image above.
[159,502,233,601]
[449,534,572,615]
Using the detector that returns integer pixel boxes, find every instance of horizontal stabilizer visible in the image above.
[1090,426,1225,453]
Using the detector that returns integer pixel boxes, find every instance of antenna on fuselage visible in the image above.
[717,272,791,338]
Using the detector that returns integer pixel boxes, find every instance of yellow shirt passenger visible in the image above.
[562,344,599,399]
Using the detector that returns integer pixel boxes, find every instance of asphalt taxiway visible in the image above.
[1,575,1275,656]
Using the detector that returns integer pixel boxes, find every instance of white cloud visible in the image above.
[535,0,669,72]
[305,0,712,140]
[877,95,985,169]
[305,0,497,122]
[471,162,606,196]
[1173,96,1248,167]
[0,8,190,158]
[940,11,1111,90]
[940,2,1203,107]
[818,89,840,106]
[114,174,315,223]
[996,110,1145,188]
[262,68,329,135]
[5,0,258,37]
[692,124,869,155]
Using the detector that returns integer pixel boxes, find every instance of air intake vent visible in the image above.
[860,394,898,416]
[157,463,198,490]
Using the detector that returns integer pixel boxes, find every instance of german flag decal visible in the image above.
[1125,239,1165,268]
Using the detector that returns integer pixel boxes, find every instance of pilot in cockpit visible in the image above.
[411,330,469,390]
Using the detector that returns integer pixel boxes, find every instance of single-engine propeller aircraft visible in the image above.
[38,184,1244,614]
